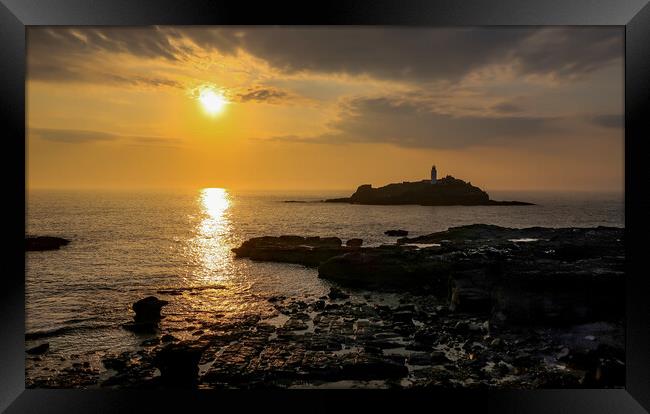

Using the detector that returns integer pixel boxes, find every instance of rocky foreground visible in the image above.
[234,225,624,326]
[26,225,625,389]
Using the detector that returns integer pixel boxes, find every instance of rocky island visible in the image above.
[326,165,532,206]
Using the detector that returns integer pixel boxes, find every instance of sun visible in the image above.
[198,88,228,115]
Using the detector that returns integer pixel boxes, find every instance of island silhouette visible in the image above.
[326,165,533,206]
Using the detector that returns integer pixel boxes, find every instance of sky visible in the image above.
[27,27,624,192]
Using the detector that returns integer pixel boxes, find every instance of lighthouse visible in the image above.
[431,165,437,184]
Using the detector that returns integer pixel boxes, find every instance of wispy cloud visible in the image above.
[235,86,290,103]
[589,114,623,129]
[263,95,563,149]
[30,128,182,147]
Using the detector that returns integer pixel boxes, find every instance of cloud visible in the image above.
[268,96,560,149]
[590,114,623,129]
[236,86,290,103]
[28,27,623,85]
[513,28,623,80]
[31,128,118,143]
[491,101,524,114]
[28,27,182,61]
[30,128,181,146]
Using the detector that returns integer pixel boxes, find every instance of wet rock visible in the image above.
[346,238,363,247]
[490,338,503,347]
[102,353,130,371]
[496,361,514,375]
[122,322,159,334]
[408,352,434,366]
[430,351,450,364]
[161,334,178,343]
[26,236,70,251]
[141,337,160,346]
[364,339,403,349]
[305,337,343,351]
[312,300,326,311]
[328,287,350,300]
[26,342,49,355]
[283,318,308,331]
[393,311,414,323]
[318,248,450,292]
[232,235,346,267]
[385,229,409,237]
[154,343,204,386]
[340,354,408,380]
[449,274,492,314]
[133,296,169,324]
[256,323,276,333]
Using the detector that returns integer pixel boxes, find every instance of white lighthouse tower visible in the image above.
[431,165,437,184]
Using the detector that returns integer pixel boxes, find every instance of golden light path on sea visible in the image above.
[195,188,232,283]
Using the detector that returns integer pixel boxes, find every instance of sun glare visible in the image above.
[199,88,228,115]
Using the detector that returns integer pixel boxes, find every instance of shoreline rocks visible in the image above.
[233,224,624,326]
[29,288,624,389]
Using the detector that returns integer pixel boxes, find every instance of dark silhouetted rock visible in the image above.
[27,342,49,355]
[232,235,348,267]
[133,296,169,324]
[346,238,363,247]
[318,247,450,293]
[328,287,350,300]
[122,322,158,334]
[161,334,178,343]
[385,229,408,237]
[283,317,308,331]
[154,343,203,386]
[26,236,70,251]
[340,354,408,380]
[122,296,169,334]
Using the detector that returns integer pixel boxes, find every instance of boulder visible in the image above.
[133,296,169,324]
[26,236,70,251]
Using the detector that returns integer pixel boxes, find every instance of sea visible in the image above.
[25,188,624,384]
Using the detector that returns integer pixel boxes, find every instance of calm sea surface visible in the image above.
[25,189,624,382]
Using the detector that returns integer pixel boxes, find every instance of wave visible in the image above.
[25,322,114,340]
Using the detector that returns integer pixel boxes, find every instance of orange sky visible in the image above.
[27,27,624,192]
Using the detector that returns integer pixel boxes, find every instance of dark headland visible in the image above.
[325,166,532,206]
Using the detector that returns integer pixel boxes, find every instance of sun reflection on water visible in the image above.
[194,188,233,283]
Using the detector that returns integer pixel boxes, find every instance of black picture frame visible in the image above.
[2,0,649,412]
